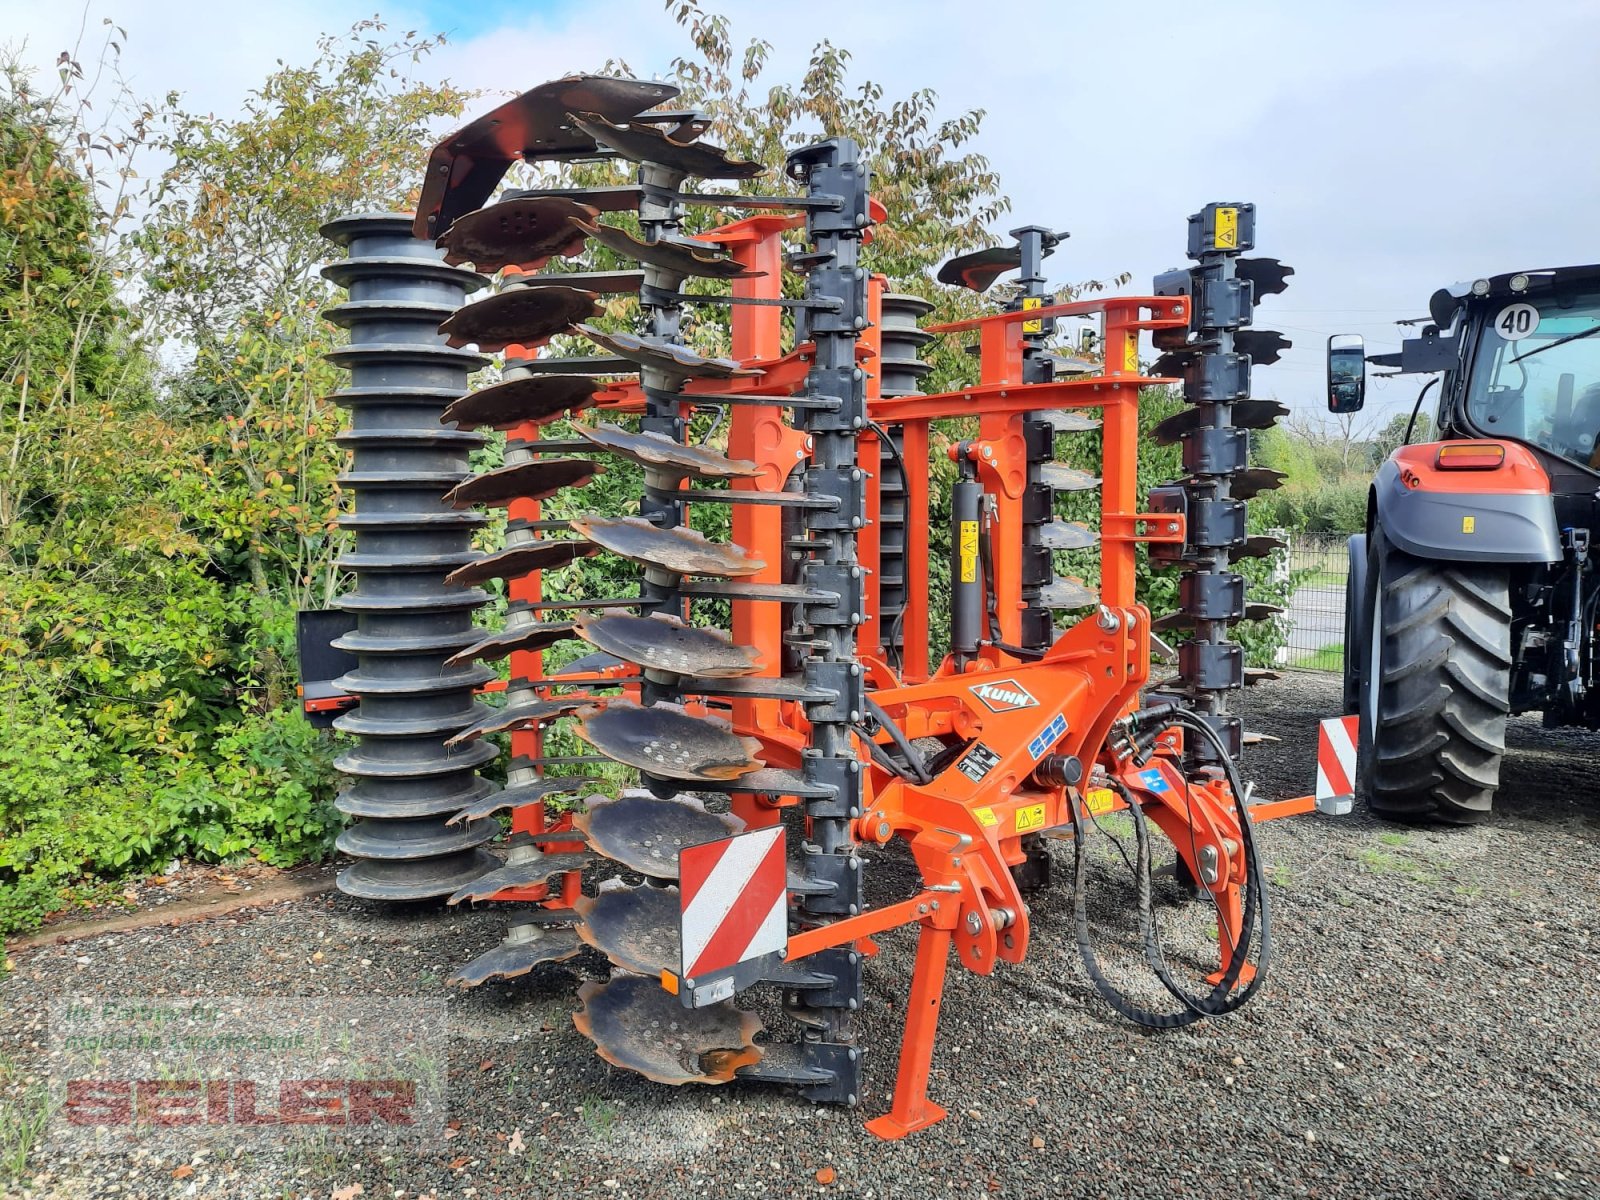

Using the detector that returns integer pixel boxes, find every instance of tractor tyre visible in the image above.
[1358,528,1511,823]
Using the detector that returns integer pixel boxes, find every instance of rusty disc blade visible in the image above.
[1039,579,1098,609]
[1039,522,1099,551]
[443,620,577,668]
[572,612,760,678]
[1039,464,1101,492]
[573,878,681,976]
[446,539,599,587]
[573,792,744,876]
[439,286,602,352]
[568,515,764,578]
[574,324,761,382]
[572,422,760,482]
[573,701,764,783]
[568,112,763,180]
[448,846,594,904]
[442,376,601,431]
[449,921,583,987]
[1152,400,1289,445]
[1235,535,1285,561]
[437,196,597,271]
[445,458,602,509]
[574,973,762,1085]
[447,776,603,825]
[574,219,759,280]
[445,697,589,748]
[1037,410,1102,433]
[1224,466,1287,500]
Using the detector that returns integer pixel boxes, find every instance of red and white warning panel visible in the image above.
[1315,715,1359,814]
[677,827,788,997]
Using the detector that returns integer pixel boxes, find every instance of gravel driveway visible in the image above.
[4,670,1597,1199]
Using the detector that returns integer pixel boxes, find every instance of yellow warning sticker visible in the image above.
[1123,335,1140,374]
[1022,295,1043,335]
[1085,787,1116,815]
[1462,515,1476,534]
[974,806,999,828]
[959,520,979,583]
[1215,206,1239,250]
[1015,803,1047,834]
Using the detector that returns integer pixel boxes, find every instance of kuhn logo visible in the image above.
[969,679,1039,713]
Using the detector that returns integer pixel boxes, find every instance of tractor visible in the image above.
[1332,266,1600,821]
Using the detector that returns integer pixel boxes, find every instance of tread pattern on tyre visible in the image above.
[1367,544,1511,822]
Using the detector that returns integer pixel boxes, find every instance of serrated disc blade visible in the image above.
[447,777,604,825]
[1235,535,1285,561]
[569,515,765,577]
[449,921,582,987]
[437,196,598,271]
[573,701,764,782]
[448,848,594,904]
[573,792,744,877]
[1227,467,1287,500]
[438,286,601,352]
[444,621,578,667]
[441,376,601,430]
[572,612,760,678]
[1152,400,1288,444]
[445,697,589,748]
[574,219,760,280]
[1039,579,1097,609]
[1038,522,1099,551]
[445,539,598,587]
[573,422,759,481]
[445,458,602,508]
[1234,329,1291,367]
[1039,464,1100,492]
[1236,257,1294,298]
[573,879,681,975]
[1151,602,1285,633]
[574,324,761,382]
[568,112,764,180]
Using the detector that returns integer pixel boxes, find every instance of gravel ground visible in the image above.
[4,669,1598,1199]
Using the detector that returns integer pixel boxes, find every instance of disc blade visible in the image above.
[569,515,765,577]
[1236,257,1294,299]
[573,878,681,975]
[573,422,760,481]
[445,697,589,748]
[1234,329,1291,367]
[448,847,594,904]
[568,112,763,180]
[438,286,601,352]
[1036,410,1101,433]
[1039,464,1100,492]
[574,324,762,382]
[1152,400,1288,445]
[443,621,578,667]
[1235,535,1286,561]
[447,776,604,825]
[575,973,762,1084]
[937,245,1021,293]
[437,196,598,271]
[446,458,601,509]
[572,612,760,678]
[573,701,765,782]
[445,539,598,587]
[573,792,745,877]
[441,375,601,430]
[1038,521,1099,551]
[575,219,760,280]
[449,921,583,987]
[1038,579,1097,609]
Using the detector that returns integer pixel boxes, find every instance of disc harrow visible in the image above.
[306,72,1330,1138]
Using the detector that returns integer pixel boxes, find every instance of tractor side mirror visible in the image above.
[1327,335,1366,414]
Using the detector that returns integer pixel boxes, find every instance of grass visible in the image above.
[580,1095,618,1137]
[0,1053,53,1182]
[1353,846,1437,884]
[1292,642,1345,671]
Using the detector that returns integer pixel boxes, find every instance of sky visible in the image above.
[6,0,1599,426]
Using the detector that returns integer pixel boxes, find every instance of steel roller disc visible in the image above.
[567,112,764,180]
[574,973,763,1085]
[573,422,760,481]
[573,219,760,280]
[573,792,744,876]
[438,286,602,352]
[1038,522,1100,551]
[568,515,765,577]
[445,458,602,509]
[572,612,760,678]
[441,375,601,430]
[573,702,764,783]
[445,697,589,747]
[445,539,598,587]
[449,921,583,987]
[573,878,681,976]
[1152,400,1289,445]
[573,324,761,382]
[436,196,598,271]
[447,776,602,825]
[443,620,578,668]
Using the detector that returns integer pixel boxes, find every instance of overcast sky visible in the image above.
[8,0,1599,425]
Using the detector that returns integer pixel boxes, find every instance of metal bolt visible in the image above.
[1097,606,1120,633]
[931,900,940,911]
[964,912,982,935]
[848,998,859,1010]
[917,903,928,915]
[877,821,891,840]
[684,977,695,988]
[848,903,859,915]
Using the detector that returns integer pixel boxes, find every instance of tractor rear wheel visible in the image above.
[1358,528,1512,823]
